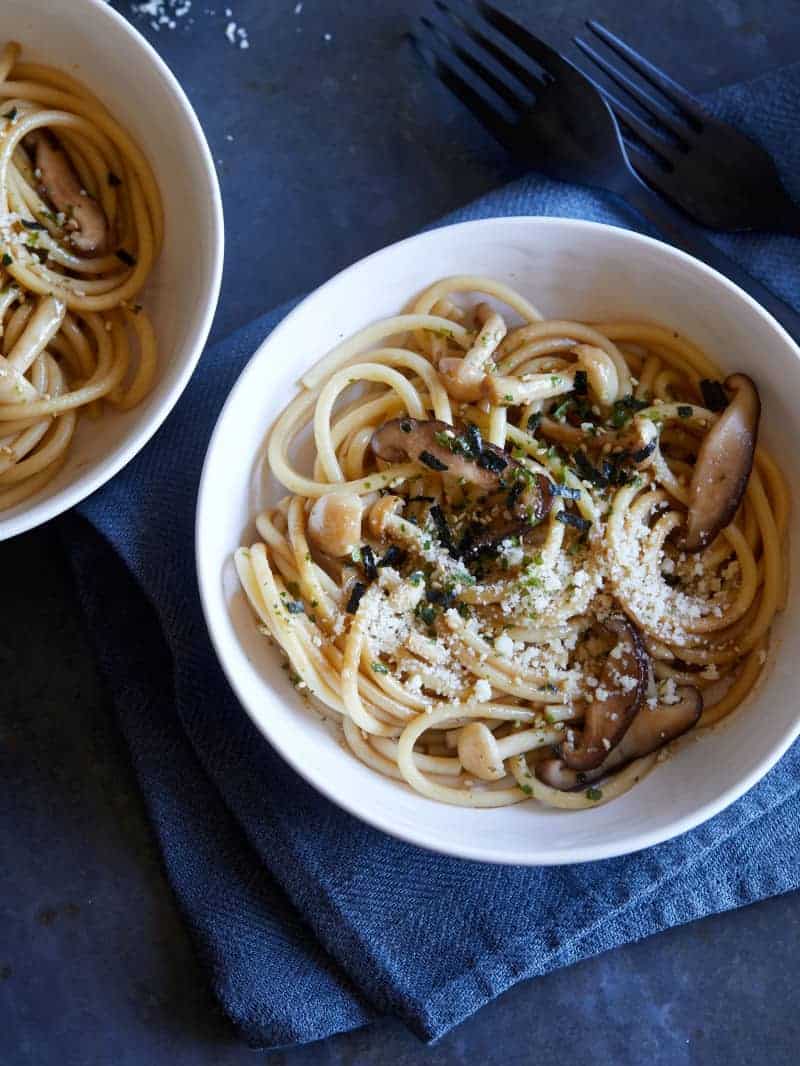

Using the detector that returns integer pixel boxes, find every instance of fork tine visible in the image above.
[472,0,573,80]
[573,61,677,166]
[574,35,688,142]
[434,0,542,96]
[421,14,527,112]
[585,19,707,125]
[409,23,516,147]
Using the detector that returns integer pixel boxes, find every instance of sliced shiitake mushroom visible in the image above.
[24,130,110,256]
[682,373,760,553]
[561,615,649,772]
[537,685,702,790]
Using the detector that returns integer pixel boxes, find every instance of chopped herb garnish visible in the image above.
[409,571,424,586]
[286,581,301,598]
[585,787,603,802]
[415,602,437,627]
[502,393,514,404]
[556,511,591,533]
[108,171,123,187]
[677,405,693,419]
[526,411,541,435]
[116,249,137,267]
[346,582,366,614]
[550,375,561,387]
[1,253,10,267]
[425,585,455,607]
[419,449,448,471]
[350,547,362,564]
[700,379,728,412]
[371,661,389,674]
[551,398,572,421]
[361,544,378,581]
[519,783,533,795]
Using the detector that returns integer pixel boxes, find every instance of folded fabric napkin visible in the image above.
[64,63,800,1049]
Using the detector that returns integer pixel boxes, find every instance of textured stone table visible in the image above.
[3,2,800,1063]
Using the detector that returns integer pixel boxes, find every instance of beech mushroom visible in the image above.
[307,493,363,557]
[24,130,110,256]
[561,615,649,772]
[457,721,561,781]
[537,685,702,790]
[438,303,506,402]
[683,373,760,553]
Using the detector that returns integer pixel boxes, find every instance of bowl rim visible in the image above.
[196,214,800,865]
[0,0,225,541]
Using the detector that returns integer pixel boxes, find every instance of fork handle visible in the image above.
[618,175,800,343]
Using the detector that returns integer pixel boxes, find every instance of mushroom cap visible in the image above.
[538,684,702,791]
[683,373,760,553]
[457,721,505,781]
[561,615,649,772]
[307,492,363,558]
[25,129,111,256]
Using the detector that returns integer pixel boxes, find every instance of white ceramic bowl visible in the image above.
[0,0,223,541]
[197,216,800,865]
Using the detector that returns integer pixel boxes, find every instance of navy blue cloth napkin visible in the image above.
[64,65,800,1049]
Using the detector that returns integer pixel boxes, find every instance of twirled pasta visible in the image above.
[236,275,789,810]
[0,42,161,510]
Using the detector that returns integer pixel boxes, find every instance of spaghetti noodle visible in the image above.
[0,41,161,510]
[236,275,789,810]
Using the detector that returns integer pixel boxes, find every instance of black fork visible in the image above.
[573,20,800,235]
[410,0,800,341]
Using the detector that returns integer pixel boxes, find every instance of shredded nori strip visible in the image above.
[632,438,657,463]
[425,586,455,606]
[550,483,581,500]
[346,581,366,614]
[526,411,542,435]
[506,481,525,509]
[677,405,693,419]
[700,379,728,412]
[573,450,608,488]
[116,249,137,267]
[360,544,378,581]
[573,369,588,395]
[108,171,123,187]
[429,503,456,554]
[419,450,448,471]
[24,244,47,263]
[21,219,46,231]
[286,601,305,614]
[400,419,413,433]
[476,449,508,473]
[556,510,591,533]
[662,573,681,587]
[378,545,406,568]
[464,422,483,458]
[611,394,649,428]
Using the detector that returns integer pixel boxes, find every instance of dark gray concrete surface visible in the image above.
[3,2,800,1063]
